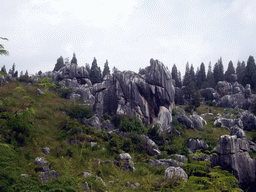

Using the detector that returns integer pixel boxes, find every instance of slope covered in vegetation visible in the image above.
[0,80,243,191]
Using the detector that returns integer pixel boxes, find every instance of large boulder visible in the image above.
[176,114,194,129]
[211,130,256,190]
[186,138,209,153]
[189,113,207,129]
[148,159,184,168]
[240,110,256,131]
[165,167,188,181]
[213,115,243,130]
[118,153,135,172]
[216,81,233,97]
[200,88,217,101]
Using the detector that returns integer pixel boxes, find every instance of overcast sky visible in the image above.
[1,0,256,77]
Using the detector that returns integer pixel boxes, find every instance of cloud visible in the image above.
[1,0,256,77]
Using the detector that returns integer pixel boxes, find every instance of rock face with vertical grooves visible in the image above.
[93,59,175,133]
[39,59,175,132]
[211,127,256,191]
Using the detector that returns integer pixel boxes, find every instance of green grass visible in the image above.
[0,82,242,191]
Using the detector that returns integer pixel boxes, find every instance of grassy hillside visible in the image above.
[0,81,242,191]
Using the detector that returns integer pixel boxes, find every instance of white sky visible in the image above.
[1,0,256,77]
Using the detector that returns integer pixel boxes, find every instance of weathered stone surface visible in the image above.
[211,132,256,189]
[176,114,194,129]
[82,115,101,131]
[0,74,7,84]
[173,154,188,162]
[240,110,256,131]
[101,120,115,131]
[216,81,233,96]
[35,157,49,172]
[200,88,217,101]
[140,135,161,156]
[201,113,213,118]
[40,63,89,81]
[189,113,207,129]
[39,170,59,183]
[165,166,188,181]
[229,126,246,138]
[36,88,45,95]
[213,115,243,130]
[118,153,135,172]
[186,139,209,153]
[148,159,184,168]
[42,147,50,154]
[93,59,174,133]
[34,157,59,183]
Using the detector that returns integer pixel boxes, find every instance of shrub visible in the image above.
[119,115,147,134]
[58,88,73,99]
[67,104,93,121]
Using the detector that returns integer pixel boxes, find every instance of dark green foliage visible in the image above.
[53,56,65,72]
[106,133,133,154]
[4,115,34,146]
[67,104,93,121]
[18,76,33,83]
[171,64,182,87]
[225,60,235,82]
[58,88,73,99]
[213,57,224,85]
[102,60,110,78]
[236,61,245,85]
[147,124,165,146]
[243,55,256,90]
[89,57,102,85]
[119,115,147,134]
[195,62,206,89]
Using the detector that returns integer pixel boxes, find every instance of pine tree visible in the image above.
[224,60,235,82]
[53,56,65,71]
[103,60,110,78]
[89,57,102,85]
[183,62,190,87]
[189,64,196,83]
[206,62,215,88]
[70,53,77,65]
[236,61,245,85]
[243,56,256,90]
[195,63,206,89]
[171,64,182,87]
[213,58,224,85]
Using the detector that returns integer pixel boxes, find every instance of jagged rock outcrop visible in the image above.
[93,59,175,133]
[148,159,184,168]
[40,63,89,82]
[118,153,135,172]
[186,138,209,153]
[174,110,207,129]
[189,113,207,129]
[200,88,218,101]
[213,114,243,129]
[240,110,256,131]
[211,127,256,190]
[34,157,59,183]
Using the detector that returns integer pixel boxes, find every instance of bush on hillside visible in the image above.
[119,115,147,134]
[67,104,93,121]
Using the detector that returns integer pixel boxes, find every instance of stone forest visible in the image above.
[1,53,256,191]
